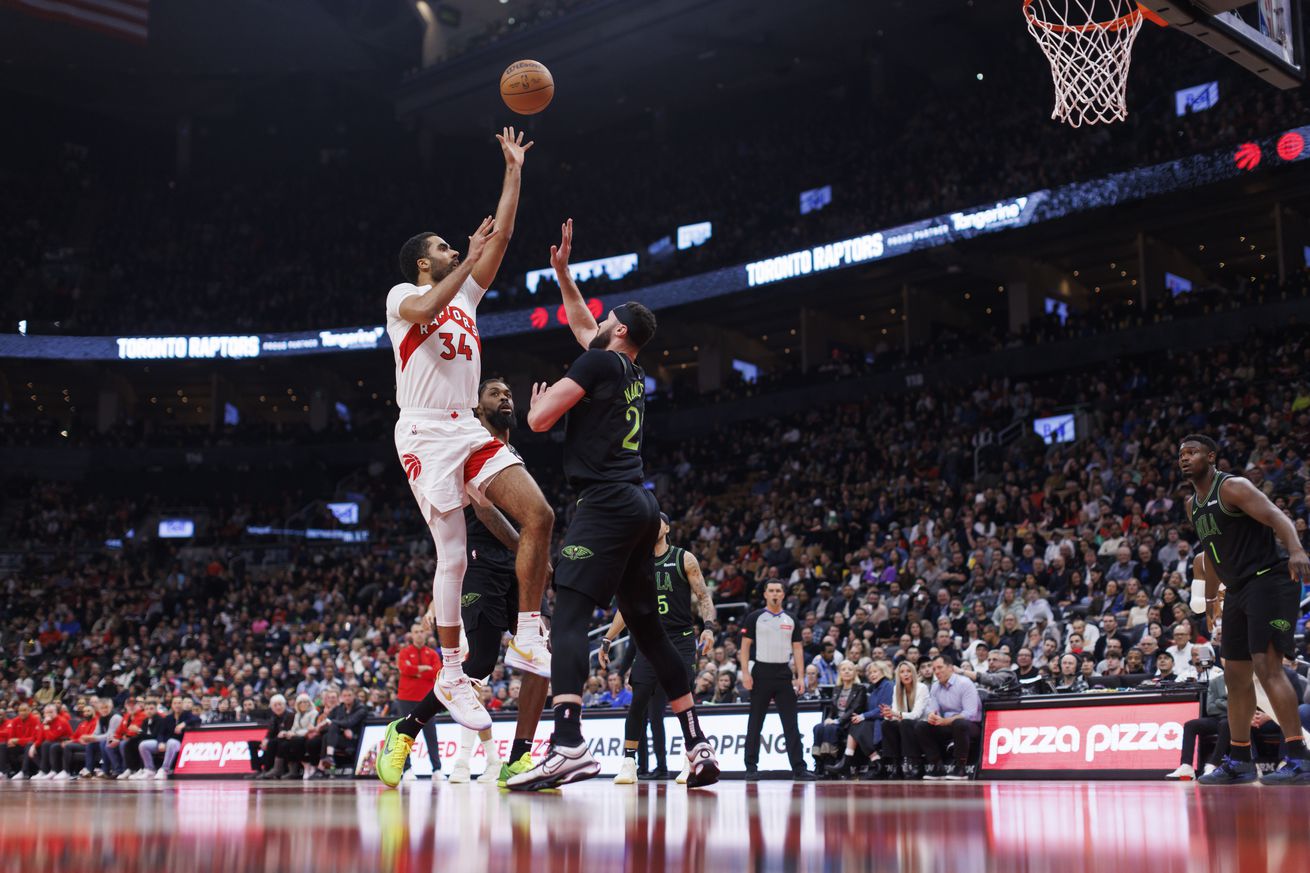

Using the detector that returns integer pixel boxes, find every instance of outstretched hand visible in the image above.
[466,216,497,264]
[549,218,573,273]
[529,381,550,413]
[496,126,534,168]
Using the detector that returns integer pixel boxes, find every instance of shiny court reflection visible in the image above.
[0,780,1304,873]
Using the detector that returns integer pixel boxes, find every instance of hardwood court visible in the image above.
[0,779,1304,872]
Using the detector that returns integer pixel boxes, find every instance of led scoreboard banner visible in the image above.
[4,124,1309,362]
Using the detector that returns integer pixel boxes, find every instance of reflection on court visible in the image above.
[0,780,1303,873]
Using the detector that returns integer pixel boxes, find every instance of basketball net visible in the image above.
[1024,0,1148,127]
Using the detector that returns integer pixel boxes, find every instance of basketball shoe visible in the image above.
[684,741,720,788]
[498,752,535,789]
[376,721,415,789]
[506,741,599,791]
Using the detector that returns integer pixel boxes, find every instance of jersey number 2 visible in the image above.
[622,405,641,451]
[438,332,473,361]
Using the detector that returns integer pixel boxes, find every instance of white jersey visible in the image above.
[385,274,486,411]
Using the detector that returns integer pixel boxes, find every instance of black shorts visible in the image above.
[1220,563,1299,661]
[555,482,661,609]
[461,557,518,634]
[630,629,698,688]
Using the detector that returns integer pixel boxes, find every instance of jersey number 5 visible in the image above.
[657,593,669,615]
[622,405,641,451]
[438,332,474,361]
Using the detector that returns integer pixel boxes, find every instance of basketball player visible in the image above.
[1178,435,1310,785]
[597,512,716,784]
[506,219,719,790]
[444,377,552,787]
[376,129,555,788]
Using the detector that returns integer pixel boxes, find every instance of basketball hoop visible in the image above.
[1024,0,1158,127]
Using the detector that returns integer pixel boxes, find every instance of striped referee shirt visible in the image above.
[742,608,801,677]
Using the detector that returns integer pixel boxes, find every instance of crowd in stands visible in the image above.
[2,291,1309,782]
[3,28,1306,337]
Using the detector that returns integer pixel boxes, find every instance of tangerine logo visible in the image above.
[402,453,422,482]
[1235,142,1262,171]
[530,307,549,330]
[587,297,603,319]
[1277,132,1305,162]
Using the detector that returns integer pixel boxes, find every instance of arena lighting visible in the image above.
[6,124,1310,362]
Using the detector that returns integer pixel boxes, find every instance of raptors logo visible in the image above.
[402,453,422,482]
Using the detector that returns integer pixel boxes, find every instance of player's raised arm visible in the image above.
[398,217,497,323]
[550,219,599,349]
[470,127,533,290]
[526,379,585,432]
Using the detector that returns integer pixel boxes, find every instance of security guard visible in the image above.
[739,579,815,780]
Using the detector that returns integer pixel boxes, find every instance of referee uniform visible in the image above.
[742,607,806,775]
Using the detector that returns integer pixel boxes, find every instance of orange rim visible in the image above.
[1022,0,1158,34]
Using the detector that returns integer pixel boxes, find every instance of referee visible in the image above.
[740,580,815,780]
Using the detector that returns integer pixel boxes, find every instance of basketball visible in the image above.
[500,60,554,115]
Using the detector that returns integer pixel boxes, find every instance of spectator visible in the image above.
[711,671,741,705]
[250,694,293,779]
[1168,652,1226,780]
[1013,648,1052,695]
[1054,654,1089,694]
[1106,547,1137,584]
[799,665,822,701]
[1166,626,1198,681]
[878,661,930,779]
[1144,652,1181,686]
[840,662,894,778]
[315,686,368,776]
[960,650,1019,697]
[105,697,147,780]
[914,657,982,780]
[811,641,841,686]
[595,672,633,708]
[51,701,100,780]
[0,702,41,779]
[82,698,121,779]
[811,661,868,777]
[24,703,71,780]
[691,672,716,705]
[138,696,199,780]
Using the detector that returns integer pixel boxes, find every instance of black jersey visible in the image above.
[654,544,694,634]
[562,349,646,487]
[463,441,521,574]
[1190,471,1282,590]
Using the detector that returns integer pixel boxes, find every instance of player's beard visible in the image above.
[486,407,515,432]
[589,323,613,350]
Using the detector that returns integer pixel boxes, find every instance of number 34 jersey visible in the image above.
[386,274,486,411]
[562,349,646,487]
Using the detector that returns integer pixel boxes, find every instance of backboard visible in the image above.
[1138,0,1305,87]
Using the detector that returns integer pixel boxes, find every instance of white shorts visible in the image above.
[394,409,522,516]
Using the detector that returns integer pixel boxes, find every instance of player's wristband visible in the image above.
[1205,598,1218,603]
[600,639,611,653]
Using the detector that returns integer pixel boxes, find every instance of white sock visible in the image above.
[481,731,502,763]
[516,612,542,642]
[456,727,477,762]
[844,749,855,757]
[441,647,464,681]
